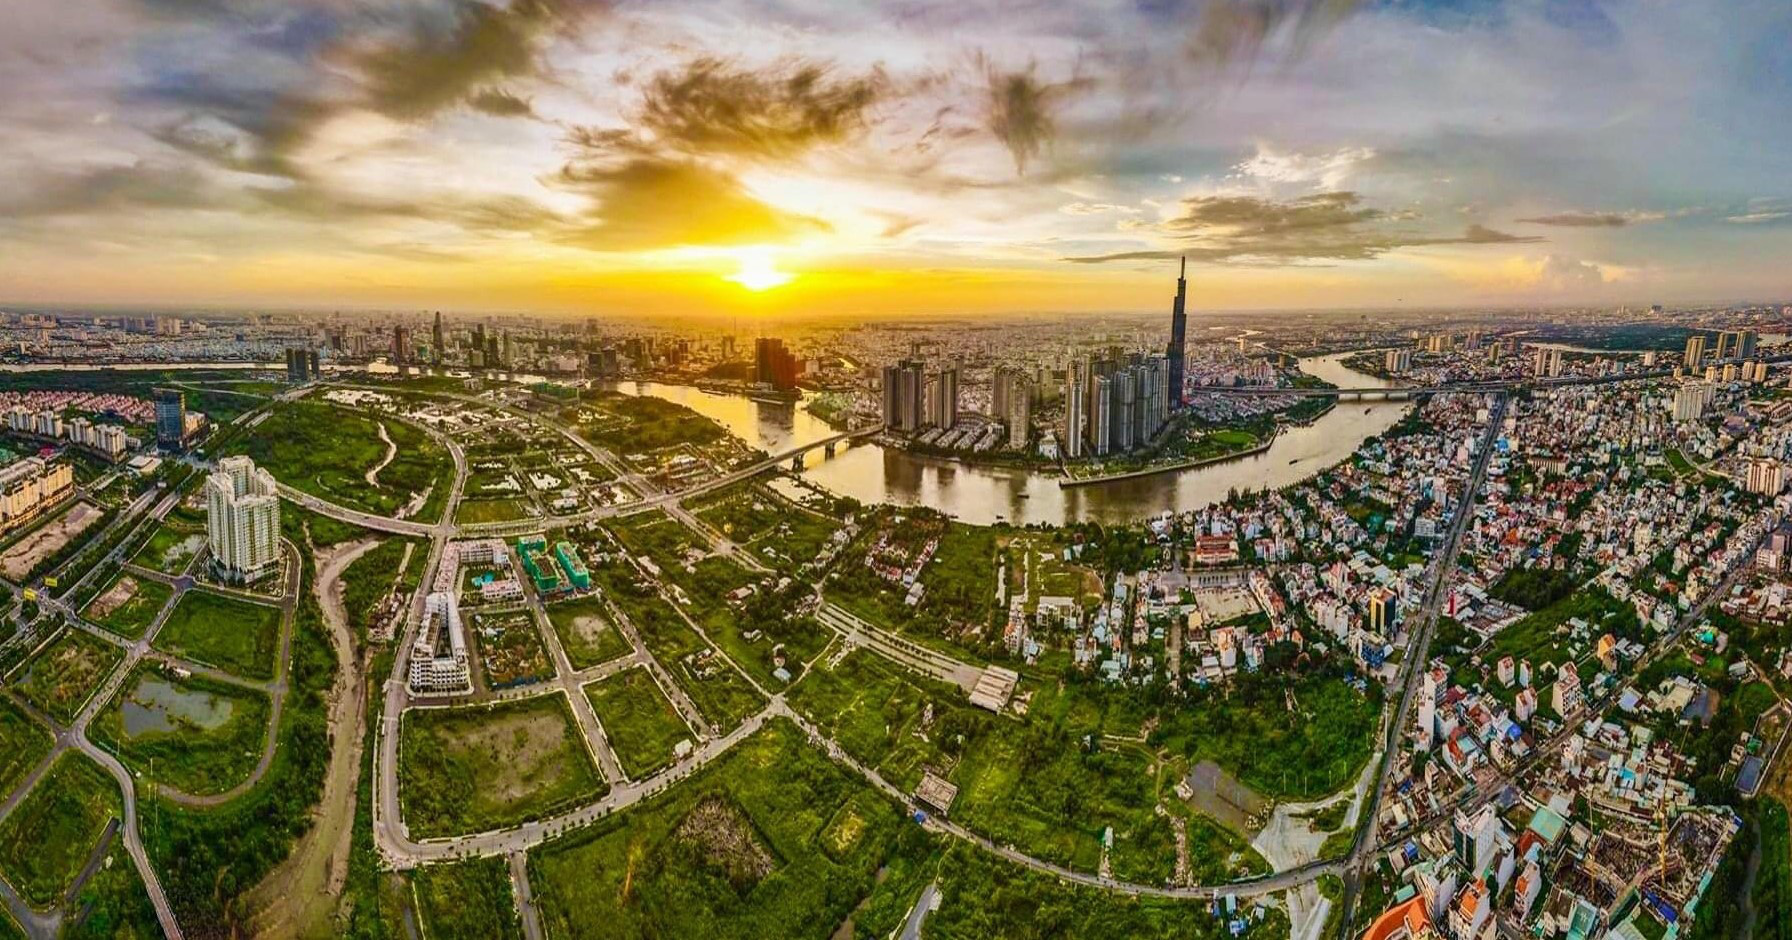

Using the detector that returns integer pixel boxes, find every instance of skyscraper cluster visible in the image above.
[882,359,927,432]
[992,366,1032,448]
[1063,353,1169,458]
[754,337,799,391]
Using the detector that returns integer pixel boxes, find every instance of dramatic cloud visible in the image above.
[635,57,888,160]
[1065,192,1540,263]
[981,61,1090,175]
[355,0,579,121]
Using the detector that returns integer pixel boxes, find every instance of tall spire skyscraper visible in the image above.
[1167,256,1187,409]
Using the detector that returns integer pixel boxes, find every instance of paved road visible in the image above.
[1336,393,1506,938]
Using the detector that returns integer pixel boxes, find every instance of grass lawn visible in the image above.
[152,589,284,681]
[413,856,524,940]
[83,572,174,639]
[545,595,632,670]
[13,627,124,724]
[456,498,532,525]
[528,717,925,940]
[399,693,606,839]
[90,664,272,797]
[0,753,121,907]
[129,522,206,575]
[585,668,694,778]
[0,696,53,798]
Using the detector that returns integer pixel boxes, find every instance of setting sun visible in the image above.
[724,249,795,292]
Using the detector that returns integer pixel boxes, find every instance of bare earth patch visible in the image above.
[87,575,140,620]
[0,500,100,580]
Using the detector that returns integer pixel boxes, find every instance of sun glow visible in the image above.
[724,249,795,291]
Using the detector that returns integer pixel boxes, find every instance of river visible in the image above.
[604,353,1408,526]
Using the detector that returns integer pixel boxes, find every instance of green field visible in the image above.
[678,657,766,733]
[577,392,728,455]
[0,696,53,798]
[129,522,206,575]
[787,650,972,792]
[1154,670,1381,800]
[545,595,633,670]
[413,856,524,940]
[83,572,174,638]
[929,841,1283,939]
[456,498,533,525]
[90,665,272,796]
[0,753,121,907]
[528,718,924,939]
[152,589,284,681]
[225,401,451,521]
[13,627,124,724]
[585,668,693,778]
[399,693,607,839]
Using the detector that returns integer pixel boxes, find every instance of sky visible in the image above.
[1,0,1790,319]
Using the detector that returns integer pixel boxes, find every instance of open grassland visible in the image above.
[585,668,693,778]
[152,589,283,682]
[399,693,606,839]
[0,753,120,908]
[83,572,173,639]
[90,664,272,797]
[129,521,205,575]
[545,595,632,670]
[224,401,450,521]
[412,856,525,940]
[528,718,925,940]
[0,695,53,798]
[13,627,123,724]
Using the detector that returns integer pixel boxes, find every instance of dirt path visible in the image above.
[366,422,397,488]
[246,536,381,939]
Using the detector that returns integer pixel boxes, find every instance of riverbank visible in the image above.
[1060,436,1277,488]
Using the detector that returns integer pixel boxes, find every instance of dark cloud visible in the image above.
[636,57,887,159]
[1518,210,1658,227]
[1065,191,1540,263]
[0,161,223,217]
[556,156,826,251]
[356,0,585,121]
[467,87,537,118]
[981,59,1091,175]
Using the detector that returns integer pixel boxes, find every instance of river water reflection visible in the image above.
[606,353,1408,526]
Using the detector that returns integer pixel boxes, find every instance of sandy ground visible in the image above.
[246,537,380,939]
[0,499,100,580]
[86,574,140,619]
